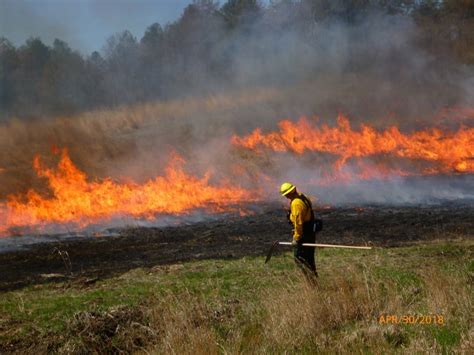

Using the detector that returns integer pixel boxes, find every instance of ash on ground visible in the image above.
[0,203,472,291]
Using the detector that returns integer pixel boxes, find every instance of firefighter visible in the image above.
[280,182,318,279]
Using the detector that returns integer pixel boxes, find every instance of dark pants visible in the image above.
[293,231,318,278]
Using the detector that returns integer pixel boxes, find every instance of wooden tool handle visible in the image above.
[278,242,372,250]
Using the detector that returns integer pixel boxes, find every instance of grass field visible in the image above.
[0,238,472,353]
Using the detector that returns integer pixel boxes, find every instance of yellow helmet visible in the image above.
[280,182,296,196]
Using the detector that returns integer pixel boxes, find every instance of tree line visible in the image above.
[1,0,473,119]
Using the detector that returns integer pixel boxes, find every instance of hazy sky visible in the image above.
[0,0,200,54]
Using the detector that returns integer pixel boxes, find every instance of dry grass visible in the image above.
[146,246,471,354]
[61,265,471,354]
[0,86,282,198]
[258,263,472,353]
[262,266,384,350]
[1,74,455,200]
[57,292,224,354]
[1,241,472,354]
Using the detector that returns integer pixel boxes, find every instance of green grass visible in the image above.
[0,239,472,353]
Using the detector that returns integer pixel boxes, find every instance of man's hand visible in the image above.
[291,239,299,247]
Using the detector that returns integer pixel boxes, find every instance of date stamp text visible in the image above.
[379,314,444,325]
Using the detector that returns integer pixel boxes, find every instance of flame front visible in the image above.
[0,149,255,236]
[232,115,474,176]
[2,113,473,236]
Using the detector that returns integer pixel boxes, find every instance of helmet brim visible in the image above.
[281,185,296,196]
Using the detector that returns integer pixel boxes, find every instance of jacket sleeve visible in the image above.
[290,200,305,241]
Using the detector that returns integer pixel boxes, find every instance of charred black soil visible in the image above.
[0,203,473,292]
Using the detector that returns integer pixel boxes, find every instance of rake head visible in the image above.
[265,240,280,264]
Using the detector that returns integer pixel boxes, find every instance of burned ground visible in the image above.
[0,203,473,292]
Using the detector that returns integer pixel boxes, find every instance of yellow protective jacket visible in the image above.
[289,194,313,241]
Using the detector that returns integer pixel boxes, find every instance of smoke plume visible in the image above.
[1,3,473,225]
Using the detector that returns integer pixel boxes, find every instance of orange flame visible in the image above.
[232,115,474,176]
[0,149,256,236]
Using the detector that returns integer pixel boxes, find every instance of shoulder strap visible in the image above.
[298,194,312,209]
[295,194,314,220]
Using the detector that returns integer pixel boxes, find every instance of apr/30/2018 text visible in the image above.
[379,314,444,325]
